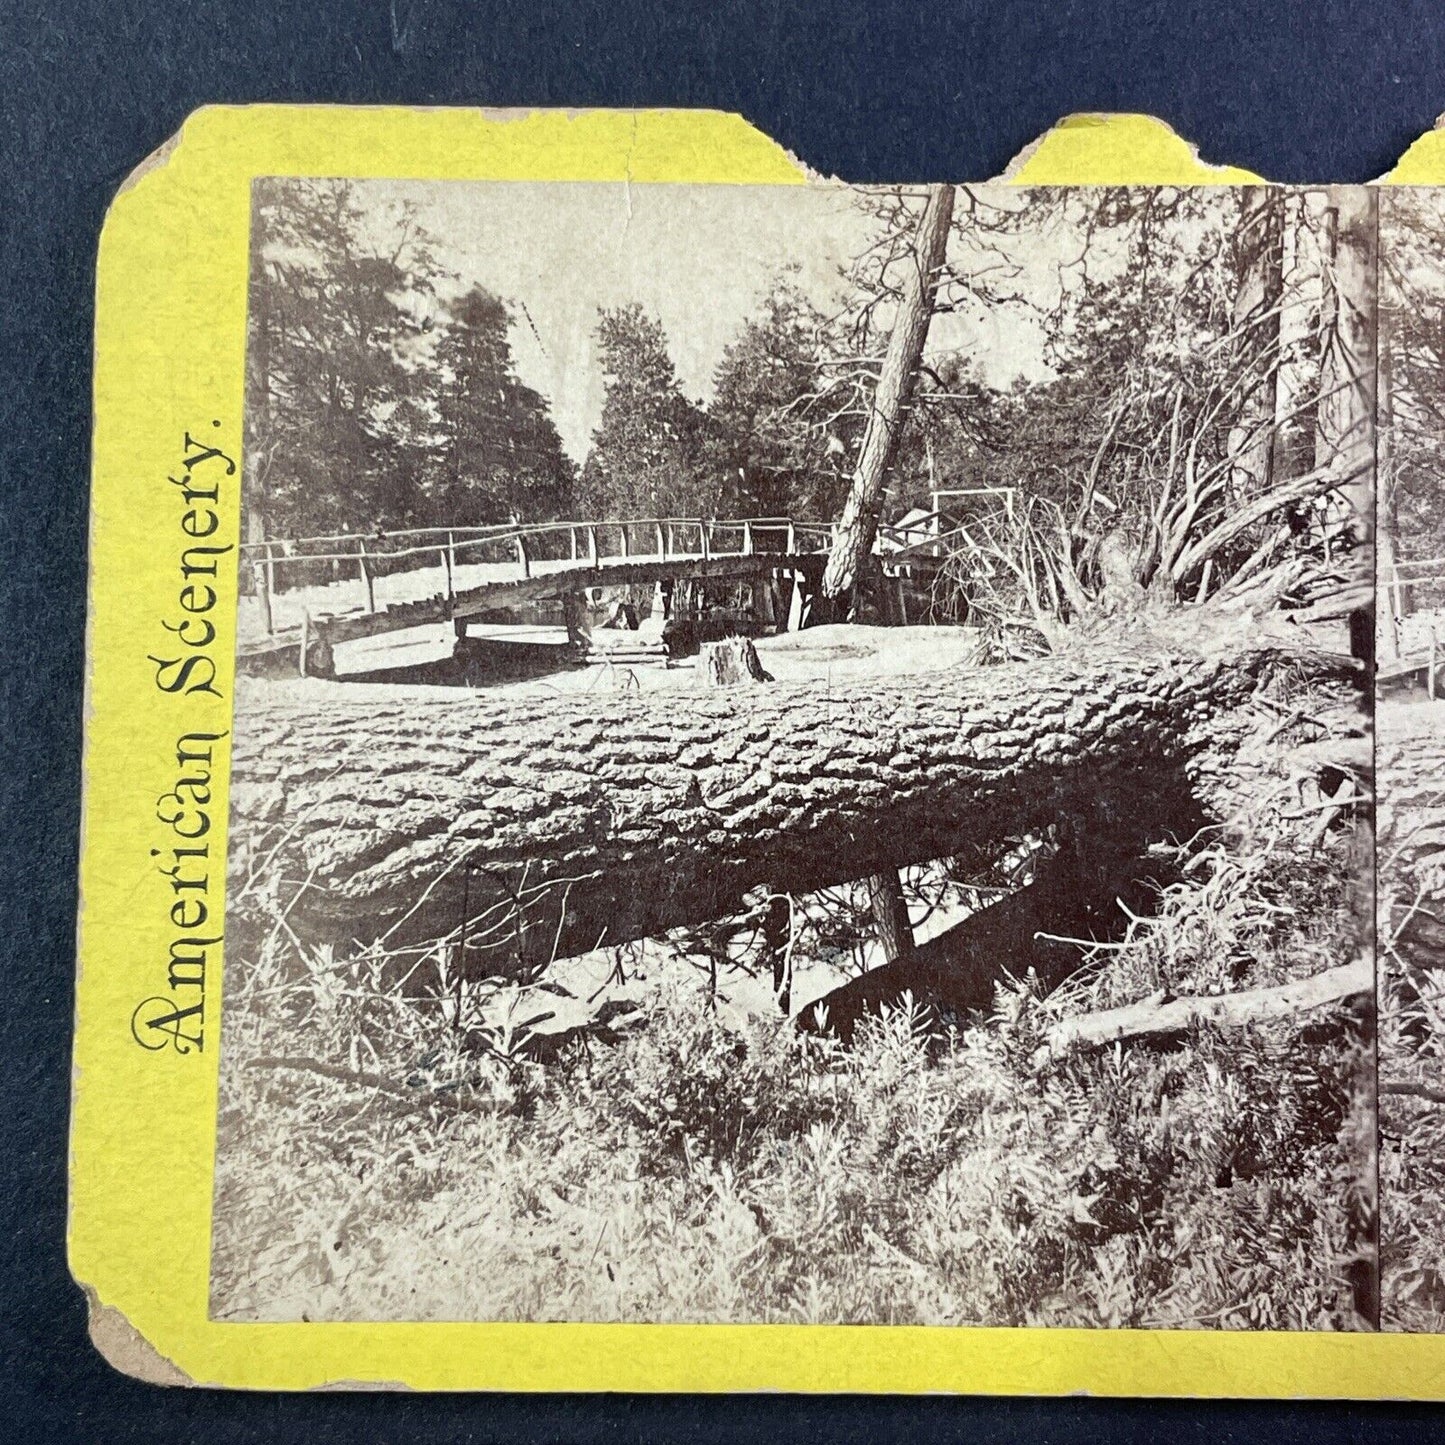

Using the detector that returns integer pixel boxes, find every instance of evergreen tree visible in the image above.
[430,285,575,525]
[707,281,843,519]
[580,304,706,518]
[245,178,443,538]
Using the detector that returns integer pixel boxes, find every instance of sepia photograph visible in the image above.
[211,176,1377,1330]
[1376,185,1445,1333]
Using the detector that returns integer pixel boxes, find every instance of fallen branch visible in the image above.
[1040,957,1372,1057]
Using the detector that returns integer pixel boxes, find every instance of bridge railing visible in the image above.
[238,515,837,638]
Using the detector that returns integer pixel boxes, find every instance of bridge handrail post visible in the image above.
[357,539,376,613]
[586,524,599,566]
[569,525,578,562]
[619,521,630,559]
[742,519,753,555]
[440,543,454,607]
[654,520,665,558]
[515,531,531,579]
[786,519,797,554]
[700,519,711,562]
[253,541,275,637]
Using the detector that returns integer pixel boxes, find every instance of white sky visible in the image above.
[342,180,1057,462]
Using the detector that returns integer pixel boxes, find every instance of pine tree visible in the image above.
[245,179,443,537]
[430,285,574,526]
[580,304,706,518]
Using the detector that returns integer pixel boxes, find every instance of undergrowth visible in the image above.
[212,802,1371,1328]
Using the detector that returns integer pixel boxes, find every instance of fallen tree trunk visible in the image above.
[228,636,1344,973]
[1042,958,1372,1057]
[795,840,1140,1042]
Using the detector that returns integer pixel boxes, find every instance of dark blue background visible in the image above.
[3,0,1444,1438]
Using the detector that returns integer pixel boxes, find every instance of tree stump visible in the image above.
[700,636,773,687]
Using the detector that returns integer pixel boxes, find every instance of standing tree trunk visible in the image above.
[1377,330,1402,658]
[865,870,914,964]
[1315,189,1379,543]
[814,184,956,623]
[1227,188,1286,499]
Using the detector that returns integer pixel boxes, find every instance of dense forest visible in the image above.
[246,177,1365,599]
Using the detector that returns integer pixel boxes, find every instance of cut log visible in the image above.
[228,636,1346,974]
[1040,958,1372,1058]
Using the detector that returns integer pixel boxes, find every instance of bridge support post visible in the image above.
[563,590,591,650]
[787,572,810,632]
[754,570,776,630]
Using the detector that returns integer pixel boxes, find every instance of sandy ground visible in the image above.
[243,622,988,706]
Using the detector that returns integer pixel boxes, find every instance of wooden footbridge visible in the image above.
[1379,553,1445,697]
[237,513,956,677]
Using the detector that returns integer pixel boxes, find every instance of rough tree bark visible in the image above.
[1315,188,1379,542]
[699,635,789,1012]
[814,184,955,623]
[228,633,1346,976]
[865,870,915,964]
